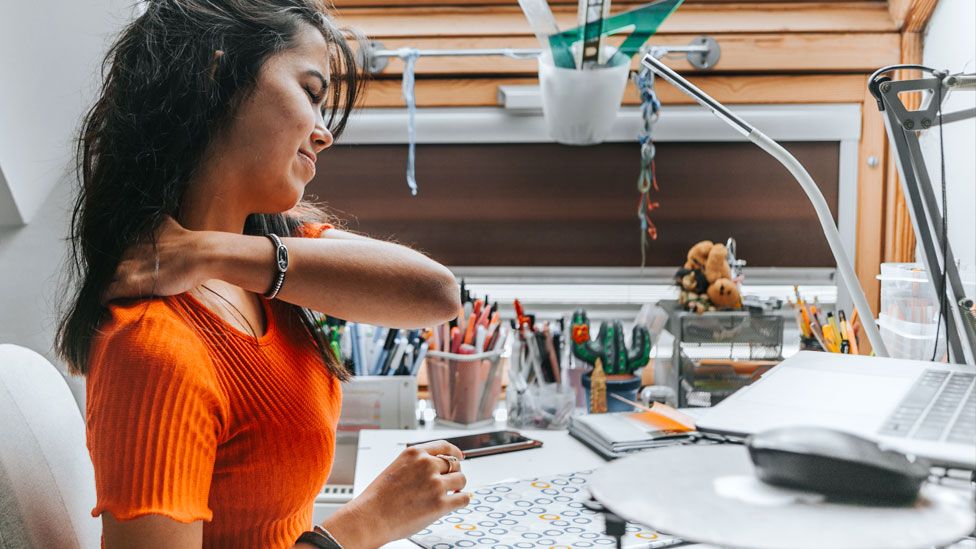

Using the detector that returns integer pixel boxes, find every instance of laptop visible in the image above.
[696,351,976,469]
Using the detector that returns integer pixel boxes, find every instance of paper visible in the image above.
[411,470,679,548]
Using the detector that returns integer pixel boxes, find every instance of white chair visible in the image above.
[0,344,100,548]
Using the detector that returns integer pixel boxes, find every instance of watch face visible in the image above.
[276,246,289,272]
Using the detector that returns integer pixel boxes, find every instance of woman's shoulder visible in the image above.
[97,296,197,341]
[90,297,214,381]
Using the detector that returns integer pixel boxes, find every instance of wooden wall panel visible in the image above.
[360,74,867,108]
[334,3,897,37]
[855,79,887,320]
[365,33,899,75]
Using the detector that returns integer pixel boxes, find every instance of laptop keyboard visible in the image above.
[879,370,975,443]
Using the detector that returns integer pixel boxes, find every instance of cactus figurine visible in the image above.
[589,358,607,413]
[571,309,651,376]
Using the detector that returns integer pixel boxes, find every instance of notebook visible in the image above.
[410,469,680,549]
[569,408,697,460]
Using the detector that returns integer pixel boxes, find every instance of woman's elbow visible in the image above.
[428,268,461,323]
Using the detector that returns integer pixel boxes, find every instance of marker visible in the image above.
[827,313,842,352]
[463,311,478,345]
[450,326,462,354]
[475,325,487,353]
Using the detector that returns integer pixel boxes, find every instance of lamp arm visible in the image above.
[641,53,889,357]
[749,132,888,357]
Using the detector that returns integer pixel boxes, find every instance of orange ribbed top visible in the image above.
[85,225,342,549]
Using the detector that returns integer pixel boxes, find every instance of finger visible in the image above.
[430,454,457,475]
[417,440,464,461]
[443,491,472,511]
[440,472,467,492]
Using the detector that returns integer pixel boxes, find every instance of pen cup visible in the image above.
[538,46,630,145]
[425,349,504,428]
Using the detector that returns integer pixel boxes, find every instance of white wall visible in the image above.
[0,1,129,226]
[919,0,976,278]
[0,1,134,408]
[0,180,81,403]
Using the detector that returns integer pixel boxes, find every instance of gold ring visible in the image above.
[435,454,460,474]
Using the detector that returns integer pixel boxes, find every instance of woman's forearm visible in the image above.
[205,231,460,328]
[317,499,385,549]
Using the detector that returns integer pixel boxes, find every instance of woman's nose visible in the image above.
[311,123,333,153]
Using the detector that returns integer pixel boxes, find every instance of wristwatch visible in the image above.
[263,233,288,299]
[296,526,343,549]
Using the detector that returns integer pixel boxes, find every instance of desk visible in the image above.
[351,429,976,549]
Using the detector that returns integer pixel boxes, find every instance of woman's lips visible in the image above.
[298,150,316,174]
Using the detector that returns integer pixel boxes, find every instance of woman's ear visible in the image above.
[209,50,225,79]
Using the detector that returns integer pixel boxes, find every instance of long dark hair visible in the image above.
[58,0,365,378]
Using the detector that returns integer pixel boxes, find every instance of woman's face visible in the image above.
[213,25,335,214]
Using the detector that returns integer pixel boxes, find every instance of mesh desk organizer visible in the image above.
[663,301,783,407]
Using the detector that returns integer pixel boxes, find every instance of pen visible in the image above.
[483,322,499,352]
[391,342,411,376]
[838,311,853,355]
[374,328,398,375]
[410,341,429,376]
[543,323,560,383]
[380,334,405,376]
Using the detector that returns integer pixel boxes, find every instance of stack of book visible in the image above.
[569,406,697,460]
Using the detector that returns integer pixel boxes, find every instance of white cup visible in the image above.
[538,47,631,145]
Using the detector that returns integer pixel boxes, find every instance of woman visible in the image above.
[57,1,469,547]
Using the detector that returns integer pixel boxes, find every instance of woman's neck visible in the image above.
[180,157,250,233]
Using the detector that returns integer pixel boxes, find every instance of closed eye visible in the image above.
[304,84,323,104]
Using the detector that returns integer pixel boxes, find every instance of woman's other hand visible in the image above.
[320,440,470,548]
[103,216,209,302]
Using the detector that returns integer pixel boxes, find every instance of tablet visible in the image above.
[408,430,543,458]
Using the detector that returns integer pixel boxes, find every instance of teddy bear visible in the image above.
[675,240,742,312]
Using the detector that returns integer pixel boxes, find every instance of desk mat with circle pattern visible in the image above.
[410,469,680,548]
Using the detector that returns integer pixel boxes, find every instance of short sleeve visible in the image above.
[85,303,225,523]
[296,222,333,239]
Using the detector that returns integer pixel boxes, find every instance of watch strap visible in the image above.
[295,526,343,549]
[263,233,288,299]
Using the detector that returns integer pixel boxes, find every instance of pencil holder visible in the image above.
[425,350,504,428]
[581,373,641,413]
[538,47,630,145]
[507,382,576,430]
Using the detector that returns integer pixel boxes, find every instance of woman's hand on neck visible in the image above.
[101,216,217,302]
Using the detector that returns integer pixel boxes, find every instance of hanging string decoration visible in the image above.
[634,62,662,267]
[400,48,421,196]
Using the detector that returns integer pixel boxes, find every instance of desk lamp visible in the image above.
[641,53,889,357]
